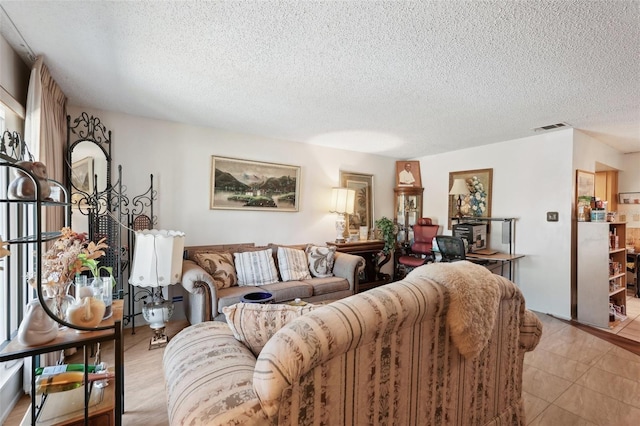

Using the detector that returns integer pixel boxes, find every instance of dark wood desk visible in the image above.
[465,252,525,281]
[328,240,391,292]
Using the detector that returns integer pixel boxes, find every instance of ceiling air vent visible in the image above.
[533,122,571,132]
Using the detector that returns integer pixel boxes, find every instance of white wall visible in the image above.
[66,106,397,247]
[573,130,624,172]
[418,129,575,318]
[618,152,640,229]
[0,35,28,107]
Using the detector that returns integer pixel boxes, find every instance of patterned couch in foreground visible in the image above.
[163,261,542,425]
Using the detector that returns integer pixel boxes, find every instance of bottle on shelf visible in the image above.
[35,363,96,376]
[35,370,115,394]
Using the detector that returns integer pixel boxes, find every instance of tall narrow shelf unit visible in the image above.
[0,151,123,424]
[393,186,423,246]
[577,222,627,328]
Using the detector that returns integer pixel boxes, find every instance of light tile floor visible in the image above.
[524,301,640,425]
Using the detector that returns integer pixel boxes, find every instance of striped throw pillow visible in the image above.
[277,247,312,281]
[234,248,279,286]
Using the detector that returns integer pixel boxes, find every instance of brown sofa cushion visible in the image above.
[193,252,237,290]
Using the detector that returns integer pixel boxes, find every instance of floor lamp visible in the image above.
[129,229,185,349]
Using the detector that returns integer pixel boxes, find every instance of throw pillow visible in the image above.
[223,302,317,356]
[193,252,237,290]
[306,245,336,278]
[277,247,312,281]
[234,248,279,286]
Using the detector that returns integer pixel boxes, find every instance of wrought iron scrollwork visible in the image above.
[68,112,112,148]
[0,130,34,162]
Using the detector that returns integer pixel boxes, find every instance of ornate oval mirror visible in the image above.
[66,113,112,233]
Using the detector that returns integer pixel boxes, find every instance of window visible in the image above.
[0,101,27,398]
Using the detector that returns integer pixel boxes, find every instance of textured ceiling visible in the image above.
[1,1,639,158]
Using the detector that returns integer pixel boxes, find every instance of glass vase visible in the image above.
[90,277,113,320]
[44,281,75,322]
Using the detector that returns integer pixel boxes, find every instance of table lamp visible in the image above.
[449,178,470,218]
[129,229,185,349]
[329,188,355,243]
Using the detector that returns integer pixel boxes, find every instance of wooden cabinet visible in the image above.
[394,186,423,246]
[595,170,618,212]
[329,240,391,293]
[577,222,627,328]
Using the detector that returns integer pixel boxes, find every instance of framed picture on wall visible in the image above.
[576,170,595,206]
[210,156,300,211]
[447,168,493,230]
[70,156,94,205]
[339,171,374,233]
[395,161,422,187]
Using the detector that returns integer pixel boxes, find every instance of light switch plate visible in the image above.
[547,212,559,222]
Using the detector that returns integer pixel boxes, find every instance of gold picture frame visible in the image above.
[395,161,422,188]
[447,168,493,229]
[339,171,374,233]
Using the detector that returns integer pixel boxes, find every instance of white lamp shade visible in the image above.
[129,230,186,287]
[330,188,356,214]
[449,178,470,196]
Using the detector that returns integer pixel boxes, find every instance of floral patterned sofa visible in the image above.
[163,261,542,425]
[180,243,365,323]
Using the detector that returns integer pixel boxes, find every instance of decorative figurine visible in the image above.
[7,160,52,200]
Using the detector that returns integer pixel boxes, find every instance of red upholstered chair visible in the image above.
[397,218,439,276]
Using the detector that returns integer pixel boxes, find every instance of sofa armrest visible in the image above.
[519,309,543,351]
[163,322,270,425]
[332,252,365,293]
[181,260,218,324]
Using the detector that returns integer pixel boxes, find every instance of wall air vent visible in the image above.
[533,122,571,132]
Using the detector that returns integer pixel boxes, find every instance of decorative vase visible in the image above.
[17,298,59,346]
[67,296,106,331]
[90,277,113,319]
[44,281,75,321]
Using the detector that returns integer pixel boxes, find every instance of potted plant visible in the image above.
[374,217,397,277]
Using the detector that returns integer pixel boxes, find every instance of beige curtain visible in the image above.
[23,56,68,391]
[25,56,67,234]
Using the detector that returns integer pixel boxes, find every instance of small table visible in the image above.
[328,240,391,293]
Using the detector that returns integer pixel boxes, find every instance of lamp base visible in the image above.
[142,299,174,350]
[335,213,347,243]
[149,327,169,350]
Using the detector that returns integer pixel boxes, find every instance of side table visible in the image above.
[327,240,391,293]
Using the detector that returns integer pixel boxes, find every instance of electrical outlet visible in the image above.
[546,212,559,222]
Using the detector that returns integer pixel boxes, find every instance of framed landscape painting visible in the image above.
[339,171,374,232]
[210,156,300,211]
